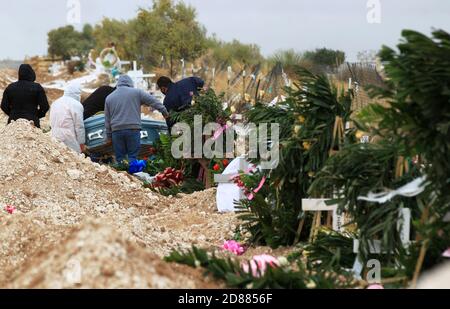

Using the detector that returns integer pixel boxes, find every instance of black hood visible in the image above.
[18,64,36,82]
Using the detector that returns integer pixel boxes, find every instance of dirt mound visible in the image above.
[0,212,69,285]
[0,120,238,287]
[150,189,238,254]
[7,220,219,289]
[0,119,160,227]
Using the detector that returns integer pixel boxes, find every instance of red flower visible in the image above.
[213,164,221,172]
[143,157,149,161]
[222,159,230,167]
[152,167,184,189]
[5,205,16,214]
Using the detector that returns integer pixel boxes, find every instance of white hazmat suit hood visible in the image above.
[50,82,86,153]
[64,82,82,102]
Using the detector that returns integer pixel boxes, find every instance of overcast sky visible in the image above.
[0,0,449,61]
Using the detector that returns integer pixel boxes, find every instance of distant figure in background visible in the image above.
[82,85,116,120]
[50,82,86,154]
[1,64,49,128]
[105,75,169,163]
[157,76,205,131]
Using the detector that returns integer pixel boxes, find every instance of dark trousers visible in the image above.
[112,129,141,163]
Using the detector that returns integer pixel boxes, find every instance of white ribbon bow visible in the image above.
[358,176,429,204]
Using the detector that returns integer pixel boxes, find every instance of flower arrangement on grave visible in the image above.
[222,240,246,256]
[170,90,233,188]
[151,167,185,189]
[210,159,230,174]
[235,68,353,248]
[165,246,357,289]
[171,90,231,145]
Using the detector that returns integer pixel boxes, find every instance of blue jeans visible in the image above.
[112,129,141,163]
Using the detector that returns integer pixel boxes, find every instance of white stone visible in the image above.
[67,169,83,180]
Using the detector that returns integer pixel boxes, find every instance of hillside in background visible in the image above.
[0,60,21,70]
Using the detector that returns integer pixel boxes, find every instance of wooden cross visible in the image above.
[301,199,345,243]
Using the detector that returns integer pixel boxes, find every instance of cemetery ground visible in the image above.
[0,67,299,289]
[1,28,449,290]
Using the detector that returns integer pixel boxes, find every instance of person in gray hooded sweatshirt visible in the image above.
[105,75,169,163]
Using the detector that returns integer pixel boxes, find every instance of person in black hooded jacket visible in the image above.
[1,64,49,128]
[82,85,116,120]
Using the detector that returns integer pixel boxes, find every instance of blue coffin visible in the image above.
[84,114,168,157]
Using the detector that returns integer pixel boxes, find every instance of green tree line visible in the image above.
[47,0,345,75]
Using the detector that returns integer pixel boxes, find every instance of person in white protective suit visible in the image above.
[50,82,86,153]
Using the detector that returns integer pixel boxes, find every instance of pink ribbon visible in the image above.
[242,254,280,278]
[443,248,450,258]
[247,176,267,201]
[222,240,246,256]
[228,165,258,181]
[212,124,230,141]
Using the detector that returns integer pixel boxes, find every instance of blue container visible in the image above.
[84,114,168,157]
[84,115,108,150]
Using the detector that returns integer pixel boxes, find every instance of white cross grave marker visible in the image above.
[302,199,345,232]
[127,61,156,90]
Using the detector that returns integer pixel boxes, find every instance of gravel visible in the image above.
[0,119,238,288]
[6,219,220,289]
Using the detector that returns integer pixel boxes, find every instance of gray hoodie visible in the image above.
[104,75,168,137]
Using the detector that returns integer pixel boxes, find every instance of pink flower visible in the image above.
[242,254,280,278]
[443,248,450,258]
[367,284,384,289]
[5,205,16,214]
[222,240,245,256]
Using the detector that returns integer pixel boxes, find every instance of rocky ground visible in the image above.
[0,67,299,289]
[5,219,220,289]
[0,117,238,288]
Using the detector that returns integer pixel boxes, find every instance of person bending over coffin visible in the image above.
[82,75,116,120]
[1,64,49,128]
[105,75,169,163]
[50,83,86,154]
[157,76,205,130]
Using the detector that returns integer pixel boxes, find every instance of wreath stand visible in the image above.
[297,116,347,243]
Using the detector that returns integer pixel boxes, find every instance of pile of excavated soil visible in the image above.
[0,120,238,288]
[0,212,69,285]
[0,120,160,226]
[150,189,238,253]
[5,220,220,289]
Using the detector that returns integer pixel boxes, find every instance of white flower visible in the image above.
[306,280,317,289]
[194,260,201,268]
[277,257,289,267]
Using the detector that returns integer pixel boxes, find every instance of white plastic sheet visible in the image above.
[216,157,251,213]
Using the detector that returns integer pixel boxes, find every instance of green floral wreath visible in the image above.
[99,47,119,68]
